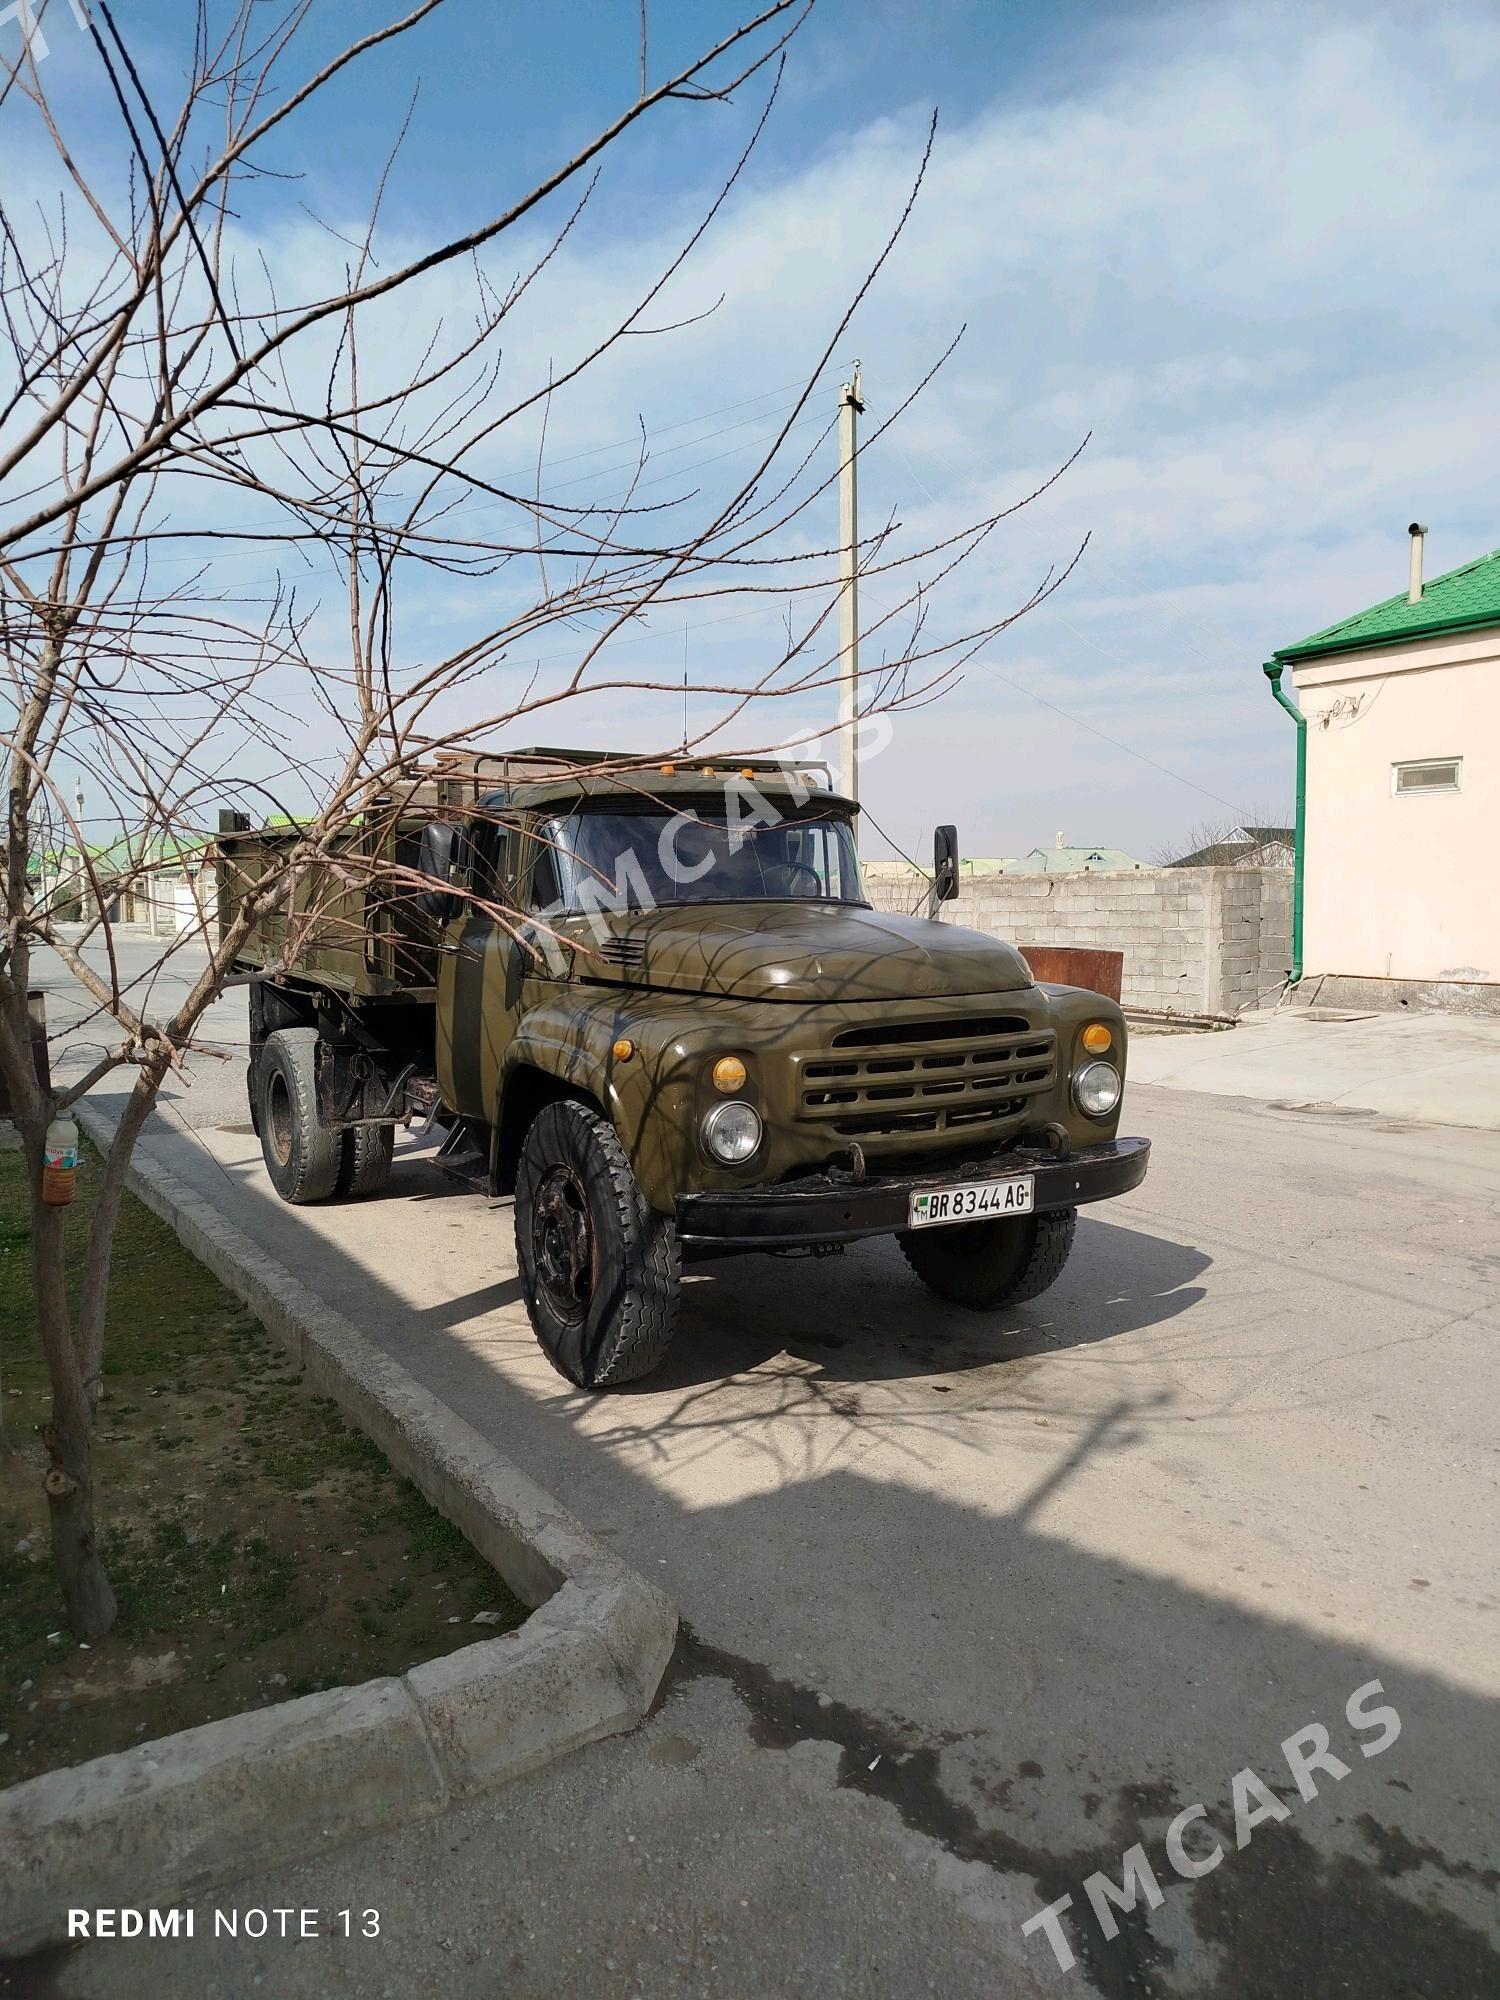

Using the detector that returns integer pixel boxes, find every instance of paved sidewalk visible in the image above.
[1129,1009,1500,1130]
[33,1673,1058,2000]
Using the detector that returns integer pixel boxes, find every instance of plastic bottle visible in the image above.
[42,1113,79,1207]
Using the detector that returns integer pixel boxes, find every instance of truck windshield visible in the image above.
[540,807,867,910]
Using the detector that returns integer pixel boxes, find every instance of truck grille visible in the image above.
[799,1017,1055,1139]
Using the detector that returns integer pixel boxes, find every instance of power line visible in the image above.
[881,441,1262,810]
[527,366,846,473]
[962,653,1242,810]
[86,367,850,564]
[535,407,825,499]
[892,442,1244,675]
[861,580,1242,812]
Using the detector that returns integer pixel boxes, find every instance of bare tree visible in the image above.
[0,0,1081,1634]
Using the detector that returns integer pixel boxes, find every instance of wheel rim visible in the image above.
[265,1068,293,1165]
[532,1165,595,1325]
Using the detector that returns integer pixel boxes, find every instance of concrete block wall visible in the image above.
[865,867,1293,1015]
[1214,867,1294,1015]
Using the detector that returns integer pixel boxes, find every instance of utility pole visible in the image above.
[835,365,864,815]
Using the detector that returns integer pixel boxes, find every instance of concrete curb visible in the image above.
[0,1110,677,1954]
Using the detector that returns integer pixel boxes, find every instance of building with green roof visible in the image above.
[1008,845,1141,875]
[1275,541,1500,664]
[35,827,215,934]
[1266,527,1498,1008]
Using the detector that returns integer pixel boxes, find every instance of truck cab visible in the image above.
[227,749,1148,1388]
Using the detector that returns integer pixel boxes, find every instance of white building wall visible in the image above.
[144,871,212,936]
[1291,631,1499,985]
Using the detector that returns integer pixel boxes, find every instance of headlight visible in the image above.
[1074,1060,1122,1118]
[703,1100,762,1163]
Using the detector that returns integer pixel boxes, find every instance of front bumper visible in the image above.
[674,1136,1150,1248]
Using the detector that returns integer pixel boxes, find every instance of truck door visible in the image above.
[435,815,528,1122]
[438,812,572,1128]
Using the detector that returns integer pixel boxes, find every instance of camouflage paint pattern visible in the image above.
[438,902,1127,1212]
[230,782,1133,1216]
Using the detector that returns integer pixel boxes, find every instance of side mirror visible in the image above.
[414,820,460,924]
[933,824,960,903]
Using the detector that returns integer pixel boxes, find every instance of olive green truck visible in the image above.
[219,748,1149,1389]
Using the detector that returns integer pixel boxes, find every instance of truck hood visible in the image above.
[570,902,1033,1003]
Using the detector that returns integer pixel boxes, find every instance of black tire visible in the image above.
[898,1207,1076,1311]
[514,1099,680,1389]
[256,1028,342,1205]
[338,1122,395,1199]
[246,1057,262,1137]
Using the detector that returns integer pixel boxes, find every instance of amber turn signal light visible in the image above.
[712,1054,747,1093]
[1081,1022,1113,1054]
[612,1037,636,1062]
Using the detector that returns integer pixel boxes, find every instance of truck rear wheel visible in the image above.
[256,1028,342,1205]
[897,1208,1076,1311]
[515,1100,680,1389]
[338,1122,394,1198]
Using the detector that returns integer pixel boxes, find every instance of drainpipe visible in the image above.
[1262,660,1304,985]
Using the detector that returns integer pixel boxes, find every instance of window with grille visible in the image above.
[1392,758,1462,795]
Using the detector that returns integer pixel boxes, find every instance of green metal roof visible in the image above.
[1276,546,1500,662]
[38,830,212,875]
[1009,845,1141,874]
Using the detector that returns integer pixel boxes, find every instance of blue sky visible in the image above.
[12,0,1500,861]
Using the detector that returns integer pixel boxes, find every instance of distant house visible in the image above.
[38,829,214,934]
[1007,837,1141,875]
[1272,529,1499,997]
[1171,825,1294,869]
[862,856,1017,881]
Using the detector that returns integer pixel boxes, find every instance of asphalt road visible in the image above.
[13,936,1500,1999]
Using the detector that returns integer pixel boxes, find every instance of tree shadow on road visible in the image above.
[649,1218,1209,1392]
[665,1461,1500,2000]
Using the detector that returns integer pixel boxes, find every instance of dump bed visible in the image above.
[216,747,588,996]
[216,743,841,999]
[217,815,440,998]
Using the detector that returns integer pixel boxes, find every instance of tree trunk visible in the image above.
[43,1414,117,1639]
[31,1181,118,1639]
[77,1068,161,1417]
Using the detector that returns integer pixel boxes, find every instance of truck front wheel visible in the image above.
[897,1208,1076,1311]
[515,1100,680,1389]
[256,1027,343,1204]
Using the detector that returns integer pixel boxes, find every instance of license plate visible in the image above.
[908,1176,1035,1229]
